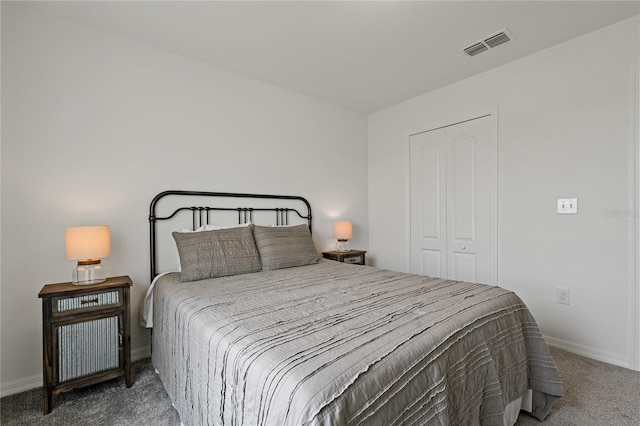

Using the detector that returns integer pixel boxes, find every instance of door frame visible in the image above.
[630,62,639,371]
[405,107,498,284]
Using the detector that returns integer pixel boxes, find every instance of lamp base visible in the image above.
[336,240,350,252]
[72,261,106,285]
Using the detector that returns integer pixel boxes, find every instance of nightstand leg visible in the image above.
[43,386,52,415]
[125,350,132,388]
[42,300,53,414]
[124,287,132,388]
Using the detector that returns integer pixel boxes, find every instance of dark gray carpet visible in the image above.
[0,358,180,426]
[1,347,639,425]
[515,347,640,426]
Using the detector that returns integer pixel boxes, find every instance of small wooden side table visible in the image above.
[322,250,367,265]
[38,275,133,414]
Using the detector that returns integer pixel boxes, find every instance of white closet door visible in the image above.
[409,128,447,278]
[410,115,496,285]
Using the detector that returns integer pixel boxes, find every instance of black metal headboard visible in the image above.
[149,190,312,279]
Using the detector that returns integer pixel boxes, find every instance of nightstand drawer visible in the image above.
[343,255,362,264]
[53,289,122,316]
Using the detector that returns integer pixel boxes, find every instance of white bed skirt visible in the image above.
[504,389,533,425]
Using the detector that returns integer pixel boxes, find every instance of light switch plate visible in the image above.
[557,198,578,214]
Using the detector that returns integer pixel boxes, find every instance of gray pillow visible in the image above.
[253,224,319,271]
[172,225,262,282]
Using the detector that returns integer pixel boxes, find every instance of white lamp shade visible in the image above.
[65,226,111,260]
[333,221,353,241]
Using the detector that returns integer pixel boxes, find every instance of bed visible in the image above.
[144,190,563,426]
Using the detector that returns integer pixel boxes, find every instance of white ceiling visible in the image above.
[24,1,640,113]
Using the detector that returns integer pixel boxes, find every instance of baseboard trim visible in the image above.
[0,373,42,398]
[544,335,631,369]
[0,346,152,398]
[132,345,151,361]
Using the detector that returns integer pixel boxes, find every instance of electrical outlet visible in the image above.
[556,287,570,305]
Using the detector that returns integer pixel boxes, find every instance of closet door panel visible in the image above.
[410,129,447,277]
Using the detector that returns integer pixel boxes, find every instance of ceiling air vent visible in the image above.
[484,30,512,48]
[463,42,489,57]
[461,28,515,57]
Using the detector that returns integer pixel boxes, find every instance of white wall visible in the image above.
[368,17,639,369]
[0,4,368,394]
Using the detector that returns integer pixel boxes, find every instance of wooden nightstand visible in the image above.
[322,250,367,265]
[38,276,133,414]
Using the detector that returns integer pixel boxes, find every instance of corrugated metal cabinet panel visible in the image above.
[52,289,123,316]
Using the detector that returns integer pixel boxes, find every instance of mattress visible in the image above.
[151,260,562,425]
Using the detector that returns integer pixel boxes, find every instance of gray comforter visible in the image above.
[152,260,562,426]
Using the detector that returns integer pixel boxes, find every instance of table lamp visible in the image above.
[65,225,110,285]
[333,220,352,252]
